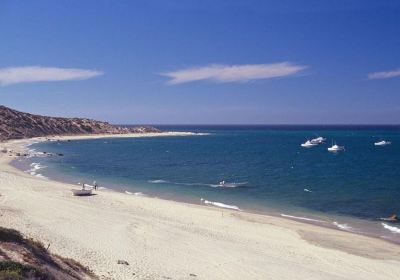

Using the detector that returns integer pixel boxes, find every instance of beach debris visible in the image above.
[190,273,197,277]
[117,260,129,265]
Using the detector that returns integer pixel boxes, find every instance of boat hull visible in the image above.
[72,189,93,196]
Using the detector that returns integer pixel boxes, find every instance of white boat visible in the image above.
[327,143,344,152]
[219,181,246,188]
[301,140,317,148]
[374,140,391,146]
[310,136,326,144]
[71,188,92,196]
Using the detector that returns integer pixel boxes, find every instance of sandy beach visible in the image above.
[1,134,400,280]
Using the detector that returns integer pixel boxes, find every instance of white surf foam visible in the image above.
[217,182,248,188]
[382,223,400,233]
[333,221,353,231]
[26,163,47,177]
[35,173,48,180]
[125,191,145,196]
[280,214,325,223]
[148,180,168,184]
[304,188,312,192]
[200,198,240,211]
[35,163,46,169]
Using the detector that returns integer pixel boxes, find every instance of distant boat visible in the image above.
[310,136,326,144]
[380,214,398,222]
[219,181,247,188]
[374,140,391,146]
[301,140,317,148]
[327,143,345,152]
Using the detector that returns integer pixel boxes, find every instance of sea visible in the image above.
[13,125,400,243]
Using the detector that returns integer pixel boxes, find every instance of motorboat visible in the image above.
[374,140,391,146]
[301,140,317,148]
[327,143,344,152]
[380,214,399,222]
[310,136,326,144]
[219,181,246,188]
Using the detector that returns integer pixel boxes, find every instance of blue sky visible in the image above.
[0,0,399,124]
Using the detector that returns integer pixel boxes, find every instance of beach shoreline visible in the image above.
[1,133,400,279]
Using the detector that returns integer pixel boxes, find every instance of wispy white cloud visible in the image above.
[0,66,103,86]
[161,62,308,85]
[368,68,400,79]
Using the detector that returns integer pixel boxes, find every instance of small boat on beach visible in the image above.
[301,140,317,148]
[374,140,391,146]
[327,143,345,152]
[71,189,92,196]
[72,183,94,196]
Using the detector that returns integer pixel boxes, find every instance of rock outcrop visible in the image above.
[0,105,161,141]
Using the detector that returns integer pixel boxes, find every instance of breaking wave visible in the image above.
[333,221,353,231]
[148,179,168,184]
[280,214,325,223]
[125,191,145,196]
[26,162,48,179]
[382,223,400,233]
[200,198,240,211]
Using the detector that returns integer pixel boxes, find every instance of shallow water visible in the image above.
[16,125,400,243]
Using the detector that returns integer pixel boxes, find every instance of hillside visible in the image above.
[0,105,160,141]
[0,226,97,279]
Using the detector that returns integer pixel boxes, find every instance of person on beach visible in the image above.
[93,181,98,190]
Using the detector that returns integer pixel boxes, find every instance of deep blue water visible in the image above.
[20,126,400,242]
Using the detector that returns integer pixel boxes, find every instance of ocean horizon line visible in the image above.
[118,123,400,128]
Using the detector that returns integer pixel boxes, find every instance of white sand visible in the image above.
[1,135,400,280]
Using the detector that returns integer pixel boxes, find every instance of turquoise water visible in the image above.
[19,126,400,242]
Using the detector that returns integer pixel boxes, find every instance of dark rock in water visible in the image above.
[117,260,129,265]
[0,105,162,141]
